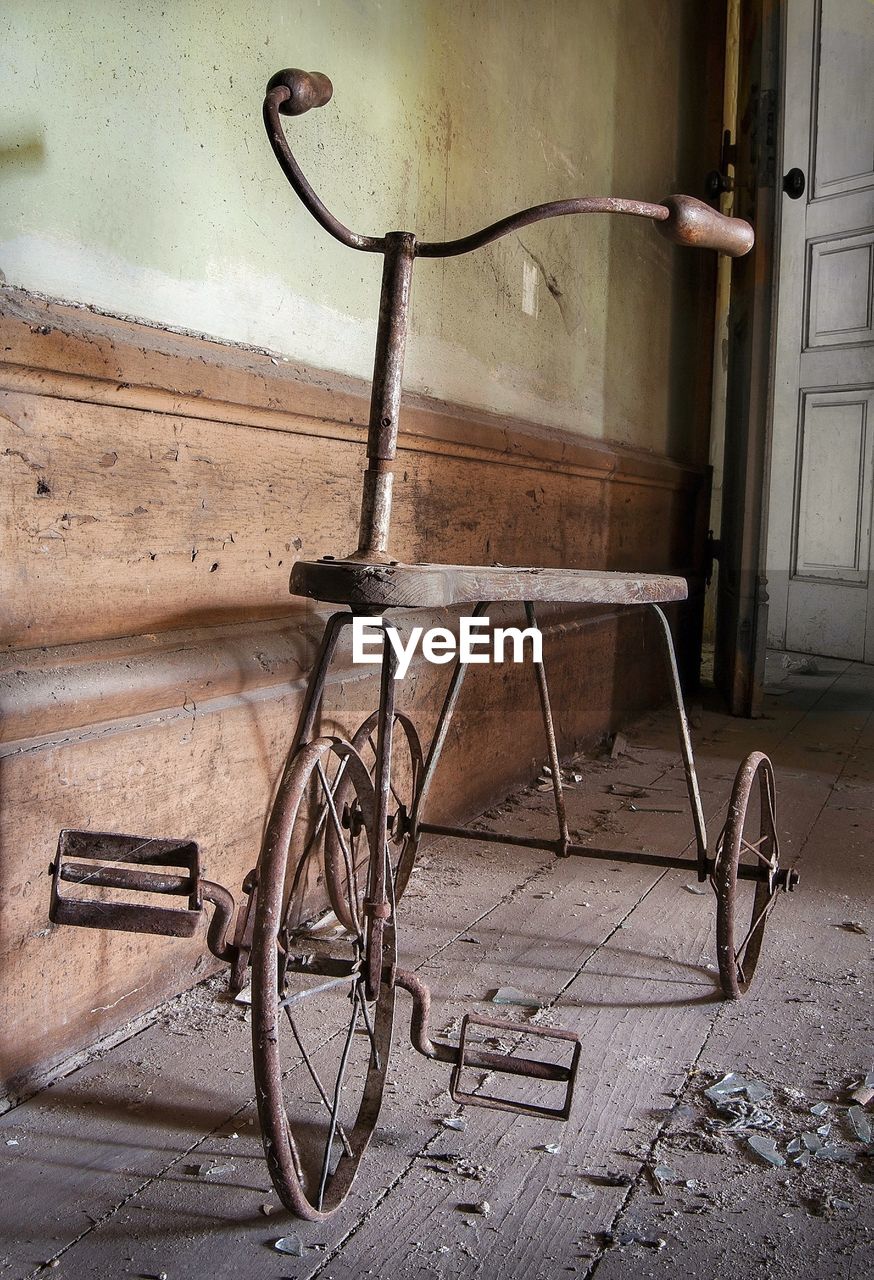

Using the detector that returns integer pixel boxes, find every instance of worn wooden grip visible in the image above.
[266,68,333,116]
[656,195,754,257]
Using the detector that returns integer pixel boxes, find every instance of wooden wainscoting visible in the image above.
[0,289,709,1100]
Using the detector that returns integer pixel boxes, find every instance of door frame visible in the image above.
[715,0,784,716]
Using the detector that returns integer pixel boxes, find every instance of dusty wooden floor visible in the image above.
[1,653,872,1279]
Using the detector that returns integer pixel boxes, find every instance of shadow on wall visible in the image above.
[604,0,720,470]
[0,121,45,178]
[604,0,722,705]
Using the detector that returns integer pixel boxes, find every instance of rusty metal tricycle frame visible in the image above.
[48,68,797,1222]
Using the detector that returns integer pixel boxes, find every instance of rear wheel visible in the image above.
[713,751,780,999]
[251,736,396,1220]
[325,710,423,933]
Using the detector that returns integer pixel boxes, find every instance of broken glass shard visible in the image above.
[491,987,543,1009]
[442,1116,467,1131]
[747,1135,785,1167]
[614,1229,666,1250]
[815,1143,855,1162]
[847,1105,872,1144]
[274,1235,304,1256]
[704,1073,747,1102]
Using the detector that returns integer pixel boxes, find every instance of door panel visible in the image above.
[795,393,872,581]
[807,233,874,347]
[766,0,874,661]
[812,0,874,198]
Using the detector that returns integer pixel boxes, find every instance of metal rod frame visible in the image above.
[411,601,711,883]
[284,599,715,922]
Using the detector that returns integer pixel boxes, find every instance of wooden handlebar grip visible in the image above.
[656,195,754,258]
[266,69,333,117]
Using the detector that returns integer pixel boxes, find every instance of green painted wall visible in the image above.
[0,0,717,456]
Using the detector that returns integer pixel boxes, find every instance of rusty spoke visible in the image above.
[280,766,343,936]
[311,755,349,841]
[316,993,361,1210]
[316,760,363,936]
[740,833,774,868]
[284,1006,354,1160]
[356,980,380,1071]
[734,893,777,971]
[367,731,405,813]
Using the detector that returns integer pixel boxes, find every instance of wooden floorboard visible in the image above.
[0,653,870,1278]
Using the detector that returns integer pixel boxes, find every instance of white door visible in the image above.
[766,0,874,660]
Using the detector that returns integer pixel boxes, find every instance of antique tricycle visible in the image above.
[48,69,798,1220]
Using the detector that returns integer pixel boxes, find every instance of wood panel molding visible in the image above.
[1,603,636,754]
[0,288,702,491]
[0,292,709,654]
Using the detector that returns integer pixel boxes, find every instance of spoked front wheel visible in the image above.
[713,751,785,999]
[251,736,396,1220]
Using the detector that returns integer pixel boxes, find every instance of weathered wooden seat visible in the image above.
[290,558,687,609]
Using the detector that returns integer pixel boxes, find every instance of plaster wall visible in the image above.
[1,0,717,457]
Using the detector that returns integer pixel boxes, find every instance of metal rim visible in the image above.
[251,736,396,1220]
[713,751,780,999]
[324,710,423,932]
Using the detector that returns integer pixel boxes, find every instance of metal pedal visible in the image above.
[450,1012,581,1121]
[50,830,202,938]
[396,970,582,1122]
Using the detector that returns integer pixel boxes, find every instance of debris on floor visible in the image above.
[274,1235,304,1256]
[781,654,820,674]
[704,1072,771,1105]
[849,1071,874,1107]
[692,1068,874,1176]
[490,986,543,1009]
[588,1170,633,1187]
[610,1228,667,1250]
[421,1152,493,1182]
[627,803,683,814]
[747,1134,785,1167]
[650,1162,680,1192]
[457,1200,490,1217]
[847,1106,872,1144]
[185,1160,236,1179]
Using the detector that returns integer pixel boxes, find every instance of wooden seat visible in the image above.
[290,559,687,609]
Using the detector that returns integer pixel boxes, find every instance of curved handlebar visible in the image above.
[656,195,754,257]
[263,69,754,260]
[264,70,383,252]
[266,68,333,116]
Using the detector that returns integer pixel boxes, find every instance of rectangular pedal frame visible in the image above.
[50,830,203,938]
[450,1012,582,1121]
